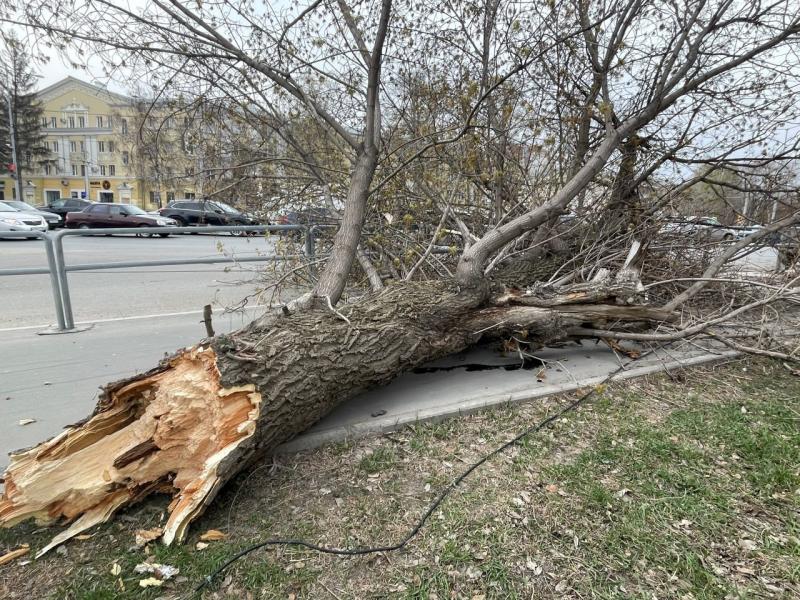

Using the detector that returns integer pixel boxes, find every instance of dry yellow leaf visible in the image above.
[199,529,227,542]
[138,577,163,588]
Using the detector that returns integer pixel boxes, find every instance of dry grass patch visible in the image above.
[1,358,798,599]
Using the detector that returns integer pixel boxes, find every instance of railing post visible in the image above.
[52,231,76,330]
[305,226,317,278]
[42,232,68,331]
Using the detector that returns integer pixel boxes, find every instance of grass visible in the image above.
[1,358,799,599]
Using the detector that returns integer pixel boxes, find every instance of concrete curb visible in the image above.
[277,350,740,454]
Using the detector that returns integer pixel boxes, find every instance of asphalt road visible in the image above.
[0,233,300,328]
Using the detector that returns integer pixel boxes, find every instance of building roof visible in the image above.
[36,76,133,106]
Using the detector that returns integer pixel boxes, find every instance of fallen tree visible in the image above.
[3,0,800,556]
[1,275,674,555]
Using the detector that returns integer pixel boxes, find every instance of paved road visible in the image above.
[0,234,302,328]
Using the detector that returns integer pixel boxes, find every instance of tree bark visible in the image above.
[0,278,668,555]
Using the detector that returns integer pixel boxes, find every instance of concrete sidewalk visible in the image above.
[0,311,736,470]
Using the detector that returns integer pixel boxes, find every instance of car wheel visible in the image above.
[136,224,154,238]
[723,233,734,241]
[78,223,90,230]
[159,233,170,238]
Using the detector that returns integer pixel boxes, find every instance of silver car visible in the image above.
[0,201,48,239]
[2,200,61,229]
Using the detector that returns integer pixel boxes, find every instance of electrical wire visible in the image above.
[195,351,652,593]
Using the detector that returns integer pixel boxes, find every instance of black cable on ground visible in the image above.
[195,353,649,594]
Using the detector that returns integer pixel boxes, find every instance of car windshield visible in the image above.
[0,201,19,212]
[6,201,36,211]
[210,201,239,214]
[122,205,148,215]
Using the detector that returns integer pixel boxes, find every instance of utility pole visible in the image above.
[83,146,90,200]
[5,85,23,203]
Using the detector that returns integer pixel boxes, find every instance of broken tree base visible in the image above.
[1,279,671,555]
[0,347,261,556]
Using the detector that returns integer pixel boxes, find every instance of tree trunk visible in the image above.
[1,279,669,555]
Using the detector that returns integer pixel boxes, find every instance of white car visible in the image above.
[660,216,737,241]
[0,201,48,239]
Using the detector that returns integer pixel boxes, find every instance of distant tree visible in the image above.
[0,34,49,188]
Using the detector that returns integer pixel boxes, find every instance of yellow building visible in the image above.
[0,76,198,208]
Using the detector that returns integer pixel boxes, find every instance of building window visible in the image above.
[80,164,86,176]
[185,192,196,199]
[71,165,78,176]
[121,119,128,134]
[44,163,51,175]
[80,141,85,152]
[50,117,57,128]
[68,116,75,128]
[97,116,104,128]
[109,164,116,176]
[98,141,106,153]
[108,141,115,153]
[70,141,77,152]
[52,141,59,152]
[42,117,48,127]
[107,116,112,128]
[78,116,85,128]
[122,151,129,165]
[99,165,106,176]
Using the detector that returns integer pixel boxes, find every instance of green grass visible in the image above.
[358,446,397,473]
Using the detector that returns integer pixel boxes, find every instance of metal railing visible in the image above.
[0,224,315,333]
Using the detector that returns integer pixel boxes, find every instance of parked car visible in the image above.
[0,201,48,239]
[660,216,737,241]
[158,200,260,234]
[275,207,339,238]
[66,203,178,236]
[36,198,93,225]
[2,200,61,229]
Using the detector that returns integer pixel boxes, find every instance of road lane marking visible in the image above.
[0,305,268,332]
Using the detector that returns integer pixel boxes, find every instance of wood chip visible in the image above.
[0,544,30,566]
[134,527,163,547]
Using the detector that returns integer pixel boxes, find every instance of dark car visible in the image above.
[2,200,61,229]
[66,203,177,237]
[158,200,259,234]
[36,198,93,226]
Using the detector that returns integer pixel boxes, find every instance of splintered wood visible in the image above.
[0,347,261,556]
